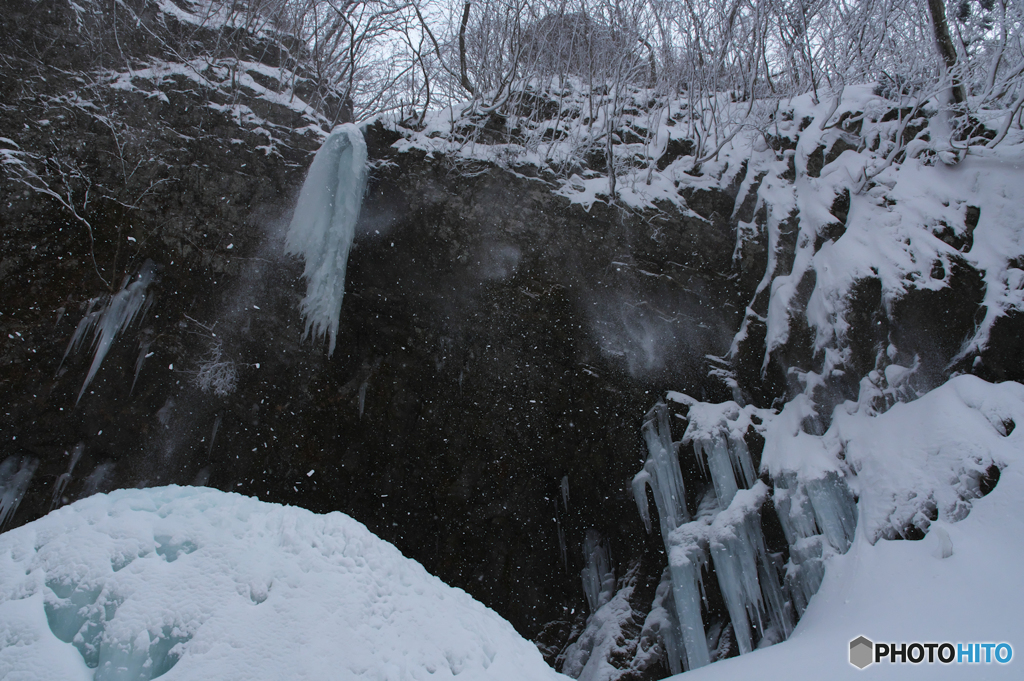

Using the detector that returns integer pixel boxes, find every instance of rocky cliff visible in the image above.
[2,1,1022,678]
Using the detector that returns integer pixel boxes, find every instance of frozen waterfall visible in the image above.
[580,529,615,614]
[632,403,709,671]
[633,398,856,671]
[285,124,368,356]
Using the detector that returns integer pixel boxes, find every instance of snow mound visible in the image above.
[0,486,566,681]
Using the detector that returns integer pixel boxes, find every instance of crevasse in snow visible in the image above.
[285,123,368,356]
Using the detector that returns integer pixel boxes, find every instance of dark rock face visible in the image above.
[1,3,1018,677]
[0,4,757,646]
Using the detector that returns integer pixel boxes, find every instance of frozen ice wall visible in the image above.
[632,398,847,672]
[285,123,368,356]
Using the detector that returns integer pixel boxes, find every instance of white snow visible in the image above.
[560,575,635,681]
[285,124,368,355]
[668,380,1024,681]
[0,486,567,681]
[634,374,1023,676]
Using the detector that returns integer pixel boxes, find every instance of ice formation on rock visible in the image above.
[704,483,791,654]
[0,455,38,529]
[580,529,615,615]
[632,402,689,538]
[632,402,709,671]
[560,566,635,681]
[63,260,157,402]
[49,442,84,511]
[632,397,857,672]
[285,123,368,356]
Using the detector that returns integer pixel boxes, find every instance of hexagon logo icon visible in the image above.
[850,636,874,669]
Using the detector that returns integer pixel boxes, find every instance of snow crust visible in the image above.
[0,486,566,681]
[763,375,1023,544]
[560,577,635,681]
[285,124,368,355]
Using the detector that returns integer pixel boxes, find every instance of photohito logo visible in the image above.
[849,637,1013,668]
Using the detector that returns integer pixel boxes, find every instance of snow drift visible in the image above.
[0,486,566,681]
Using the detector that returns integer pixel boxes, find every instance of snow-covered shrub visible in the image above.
[193,341,238,397]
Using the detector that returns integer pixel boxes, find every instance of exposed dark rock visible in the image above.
[656,137,694,170]
[932,205,979,252]
[806,144,827,178]
[888,255,986,384]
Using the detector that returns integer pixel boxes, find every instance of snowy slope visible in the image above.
[0,486,568,681]
[672,375,1024,680]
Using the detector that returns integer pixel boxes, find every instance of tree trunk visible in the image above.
[459,2,476,97]
[926,0,967,105]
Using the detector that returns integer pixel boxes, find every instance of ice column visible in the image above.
[632,403,690,537]
[633,403,710,670]
[804,472,857,553]
[773,470,857,616]
[580,529,615,614]
[707,483,792,653]
[665,525,712,670]
[692,432,755,508]
[285,124,368,356]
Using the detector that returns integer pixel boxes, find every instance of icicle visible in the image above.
[633,402,690,539]
[561,475,570,510]
[131,337,151,394]
[690,416,756,509]
[707,482,792,654]
[580,529,615,614]
[784,535,825,616]
[285,124,368,356]
[695,434,739,507]
[805,472,858,553]
[0,455,39,528]
[64,261,157,403]
[358,381,368,419]
[207,415,222,458]
[666,524,712,670]
[50,442,84,510]
[772,470,856,618]
[633,402,708,670]
[557,518,568,572]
